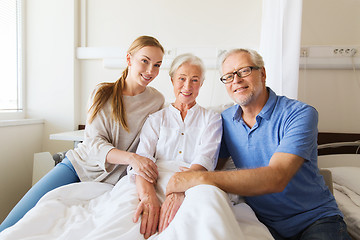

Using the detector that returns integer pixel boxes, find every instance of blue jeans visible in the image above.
[268,215,351,240]
[0,158,79,232]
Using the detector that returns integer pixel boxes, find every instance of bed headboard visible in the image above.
[318,132,360,155]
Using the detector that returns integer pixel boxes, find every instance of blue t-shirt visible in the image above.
[220,88,342,238]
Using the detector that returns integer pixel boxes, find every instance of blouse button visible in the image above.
[179,151,182,154]
[181,132,184,135]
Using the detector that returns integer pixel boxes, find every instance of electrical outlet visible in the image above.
[300,47,308,57]
[300,46,359,58]
[333,47,357,57]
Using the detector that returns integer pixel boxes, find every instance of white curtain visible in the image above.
[259,0,303,99]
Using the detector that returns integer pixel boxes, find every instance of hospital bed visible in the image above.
[3,124,360,239]
[317,132,360,240]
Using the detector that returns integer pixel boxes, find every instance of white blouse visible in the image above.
[135,104,222,172]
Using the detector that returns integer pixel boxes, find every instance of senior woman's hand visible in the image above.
[133,176,160,239]
[158,192,185,233]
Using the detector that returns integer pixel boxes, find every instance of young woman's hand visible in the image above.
[106,149,158,183]
[129,154,158,183]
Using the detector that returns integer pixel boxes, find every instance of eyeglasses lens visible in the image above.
[220,67,255,84]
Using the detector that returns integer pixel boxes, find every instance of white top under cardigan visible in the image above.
[66,86,164,185]
[132,103,222,178]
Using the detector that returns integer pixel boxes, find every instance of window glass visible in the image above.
[0,0,22,113]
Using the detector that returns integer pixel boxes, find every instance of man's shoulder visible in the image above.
[221,104,238,118]
[276,95,317,115]
[271,96,319,129]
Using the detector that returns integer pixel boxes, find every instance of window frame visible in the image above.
[0,0,25,120]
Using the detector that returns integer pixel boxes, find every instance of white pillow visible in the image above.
[326,167,360,194]
[163,102,235,113]
[206,102,234,113]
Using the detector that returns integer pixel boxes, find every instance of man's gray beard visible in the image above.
[235,92,254,106]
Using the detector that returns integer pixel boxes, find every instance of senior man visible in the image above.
[166,49,351,240]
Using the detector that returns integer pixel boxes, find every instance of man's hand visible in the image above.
[158,192,185,233]
[166,171,206,196]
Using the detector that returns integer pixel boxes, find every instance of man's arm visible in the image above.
[166,152,304,196]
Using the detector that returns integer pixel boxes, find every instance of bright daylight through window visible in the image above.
[0,0,22,113]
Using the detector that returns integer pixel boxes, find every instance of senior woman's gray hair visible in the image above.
[169,53,206,81]
[220,48,265,69]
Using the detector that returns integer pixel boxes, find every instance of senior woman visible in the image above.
[131,53,222,239]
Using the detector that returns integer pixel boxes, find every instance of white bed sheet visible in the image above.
[333,186,360,240]
[0,161,273,240]
[325,165,360,240]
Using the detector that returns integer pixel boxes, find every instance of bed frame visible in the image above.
[317,132,360,195]
[318,132,360,155]
[317,132,360,240]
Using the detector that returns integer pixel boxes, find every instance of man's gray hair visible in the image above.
[221,48,265,69]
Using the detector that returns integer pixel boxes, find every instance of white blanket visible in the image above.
[333,187,360,240]
[0,161,273,240]
[327,166,360,240]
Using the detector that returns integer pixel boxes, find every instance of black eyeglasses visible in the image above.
[220,66,260,84]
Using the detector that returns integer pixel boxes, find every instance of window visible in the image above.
[0,0,23,118]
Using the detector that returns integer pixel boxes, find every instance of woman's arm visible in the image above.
[80,93,158,182]
[132,111,164,238]
[133,175,160,239]
[107,149,158,183]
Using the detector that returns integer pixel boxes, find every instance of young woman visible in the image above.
[0,35,165,232]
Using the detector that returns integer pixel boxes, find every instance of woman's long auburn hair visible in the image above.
[88,36,164,132]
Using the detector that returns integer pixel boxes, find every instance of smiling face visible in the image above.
[222,52,266,107]
[172,62,203,109]
[127,46,164,88]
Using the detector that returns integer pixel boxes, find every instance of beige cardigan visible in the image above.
[66,86,164,185]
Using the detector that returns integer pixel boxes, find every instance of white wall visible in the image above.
[26,0,78,154]
[0,123,43,222]
[299,0,360,133]
[78,0,263,123]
